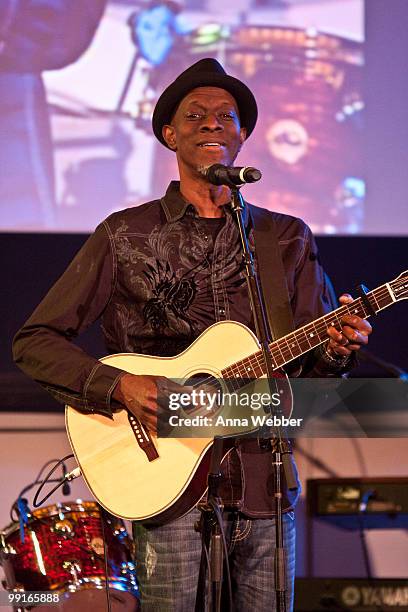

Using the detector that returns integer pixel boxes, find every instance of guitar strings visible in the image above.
[175,281,403,404]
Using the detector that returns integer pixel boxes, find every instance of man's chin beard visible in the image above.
[196,164,211,179]
[196,160,234,181]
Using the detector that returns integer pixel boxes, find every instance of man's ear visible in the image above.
[239,127,247,146]
[162,124,177,150]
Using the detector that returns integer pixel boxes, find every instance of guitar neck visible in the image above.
[222,282,396,379]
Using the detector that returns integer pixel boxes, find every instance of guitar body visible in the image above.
[66,321,279,523]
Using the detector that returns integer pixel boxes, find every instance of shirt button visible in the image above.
[219,307,225,315]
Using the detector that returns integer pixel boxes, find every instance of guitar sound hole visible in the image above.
[182,374,222,416]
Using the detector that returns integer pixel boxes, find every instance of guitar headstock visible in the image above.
[389,270,408,301]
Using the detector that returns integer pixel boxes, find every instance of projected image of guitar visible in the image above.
[66,271,408,522]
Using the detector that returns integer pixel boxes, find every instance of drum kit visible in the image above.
[0,500,139,611]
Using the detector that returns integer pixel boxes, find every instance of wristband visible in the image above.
[321,342,350,368]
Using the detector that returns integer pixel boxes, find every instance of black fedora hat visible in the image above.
[152,58,258,148]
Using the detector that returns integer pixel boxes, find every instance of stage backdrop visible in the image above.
[1,0,377,234]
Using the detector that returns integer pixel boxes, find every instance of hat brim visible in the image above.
[152,71,258,148]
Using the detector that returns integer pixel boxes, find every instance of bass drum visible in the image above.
[0,501,139,611]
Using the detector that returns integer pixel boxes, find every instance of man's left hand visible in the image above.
[326,294,372,357]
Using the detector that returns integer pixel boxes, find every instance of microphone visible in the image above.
[62,463,71,496]
[203,164,262,187]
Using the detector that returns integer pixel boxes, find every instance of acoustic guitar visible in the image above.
[66,271,407,522]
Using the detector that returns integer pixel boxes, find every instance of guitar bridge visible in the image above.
[127,413,159,462]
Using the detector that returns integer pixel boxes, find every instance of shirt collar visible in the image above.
[160,181,250,227]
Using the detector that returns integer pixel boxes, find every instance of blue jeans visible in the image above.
[134,509,295,611]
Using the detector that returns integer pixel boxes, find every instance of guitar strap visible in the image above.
[249,204,295,341]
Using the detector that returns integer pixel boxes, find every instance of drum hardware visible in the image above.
[89,536,104,556]
[52,519,74,536]
[0,545,18,590]
[62,560,82,588]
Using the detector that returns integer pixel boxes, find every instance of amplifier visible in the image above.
[307,478,408,529]
[295,578,408,611]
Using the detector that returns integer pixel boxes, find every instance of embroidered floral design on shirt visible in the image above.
[143,260,197,335]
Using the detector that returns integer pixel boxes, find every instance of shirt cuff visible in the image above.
[83,362,128,418]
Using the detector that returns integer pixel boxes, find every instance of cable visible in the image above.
[32,453,74,508]
[357,491,383,612]
[358,490,375,579]
[9,454,74,546]
[203,530,212,612]
[9,454,74,521]
[208,500,232,612]
[33,458,64,485]
[99,506,112,612]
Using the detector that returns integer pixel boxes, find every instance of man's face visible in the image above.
[162,87,246,176]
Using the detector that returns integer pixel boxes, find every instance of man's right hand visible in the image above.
[112,373,188,434]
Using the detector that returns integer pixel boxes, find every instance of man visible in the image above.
[13,59,372,611]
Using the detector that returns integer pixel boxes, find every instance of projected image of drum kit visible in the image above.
[45,0,364,234]
[0,501,139,611]
[134,22,364,233]
[226,26,364,234]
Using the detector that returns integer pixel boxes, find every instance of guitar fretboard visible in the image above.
[221,283,394,384]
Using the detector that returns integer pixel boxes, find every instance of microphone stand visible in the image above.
[194,436,228,612]
[229,185,298,612]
